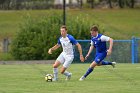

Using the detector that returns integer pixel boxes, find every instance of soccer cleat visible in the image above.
[52,78,58,81]
[79,76,85,81]
[111,62,116,68]
[65,73,72,81]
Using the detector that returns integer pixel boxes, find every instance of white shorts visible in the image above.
[56,52,74,68]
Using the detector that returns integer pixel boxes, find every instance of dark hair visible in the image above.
[61,25,67,31]
[90,25,98,32]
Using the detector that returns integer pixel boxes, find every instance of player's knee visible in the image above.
[60,71,64,74]
[97,62,102,66]
[61,66,67,74]
[60,69,65,74]
[53,64,58,68]
[90,63,96,68]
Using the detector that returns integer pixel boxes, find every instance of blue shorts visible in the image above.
[94,52,107,64]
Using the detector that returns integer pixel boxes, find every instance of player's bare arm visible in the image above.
[107,38,113,55]
[85,45,94,60]
[48,44,60,54]
[76,43,84,62]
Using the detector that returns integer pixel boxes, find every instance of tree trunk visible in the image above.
[130,0,135,8]
[108,0,112,8]
[118,0,124,8]
[80,0,83,9]
[91,0,94,9]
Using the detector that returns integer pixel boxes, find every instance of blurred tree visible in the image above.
[91,0,94,8]
[77,0,83,9]
[118,0,135,8]
[118,0,125,8]
[0,0,137,10]
[0,0,5,4]
[87,0,94,9]
[126,0,135,8]
[80,0,83,8]
[131,0,135,8]
[4,0,11,9]
[0,0,5,9]
[108,0,112,8]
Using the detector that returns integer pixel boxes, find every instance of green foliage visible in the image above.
[11,12,105,60]
[67,13,105,40]
[11,13,62,60]
[0,53,14,61]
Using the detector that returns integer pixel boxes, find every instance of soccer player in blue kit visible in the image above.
[79,25,116,81]
[48,25,84,81]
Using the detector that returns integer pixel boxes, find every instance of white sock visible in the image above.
[63,71,70,76]
[53,68,58,79]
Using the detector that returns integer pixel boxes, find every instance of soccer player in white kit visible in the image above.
[48,25,84,81]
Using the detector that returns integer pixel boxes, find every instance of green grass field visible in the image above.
[0,63,140,93]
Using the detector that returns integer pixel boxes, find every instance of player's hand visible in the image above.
[80,55,84,62]
[48,48,52,54]
[107,49,112,56]
[85,54,89,60]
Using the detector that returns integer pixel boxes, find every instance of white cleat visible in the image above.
[79,76,85,81]
[112,62,116,68]
[52,78,58,81]
[65,73,72,81]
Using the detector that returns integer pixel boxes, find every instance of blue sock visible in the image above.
[84,68,94,78]
[102,61,112,65]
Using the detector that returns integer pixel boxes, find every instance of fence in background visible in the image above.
[74,37,140,64]
[0,37,140,64]
[0,38,10,53]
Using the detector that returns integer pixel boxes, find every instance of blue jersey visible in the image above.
[91,34,109,53]
[57,34,78,55]
[91,34,110,64]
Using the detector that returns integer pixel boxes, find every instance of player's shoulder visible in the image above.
[100,34,110,41]
[98,34,103,37]
[99,34,110,38]
[91,34,102,40]
[67,34,75,39]
[58,36,62,40]
[100,34,109,38]
[67,34,73,37]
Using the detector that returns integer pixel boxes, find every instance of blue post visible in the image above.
[131,37,135,64]
[135,38,138,63]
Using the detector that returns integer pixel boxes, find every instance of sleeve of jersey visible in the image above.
[57,38,61,45]
[101,35,110,42]
[69,36,78,45]
[90,40,94,45]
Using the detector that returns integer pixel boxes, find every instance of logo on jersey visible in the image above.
[97,59,100,62]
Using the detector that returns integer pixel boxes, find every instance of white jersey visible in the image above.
[58,34,78,55]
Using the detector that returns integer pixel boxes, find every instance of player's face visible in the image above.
[90,31,98,37]
[60,28,67,37]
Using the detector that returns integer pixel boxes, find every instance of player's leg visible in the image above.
[60,66,72,80]
[79,53,103,81]
[61,55,74,80]
[97,52,116,67]
[79,61,97,81]
[95,52,107,66]
[53,60,61,81]
[53,53,65,81]
[100,61,116,68]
